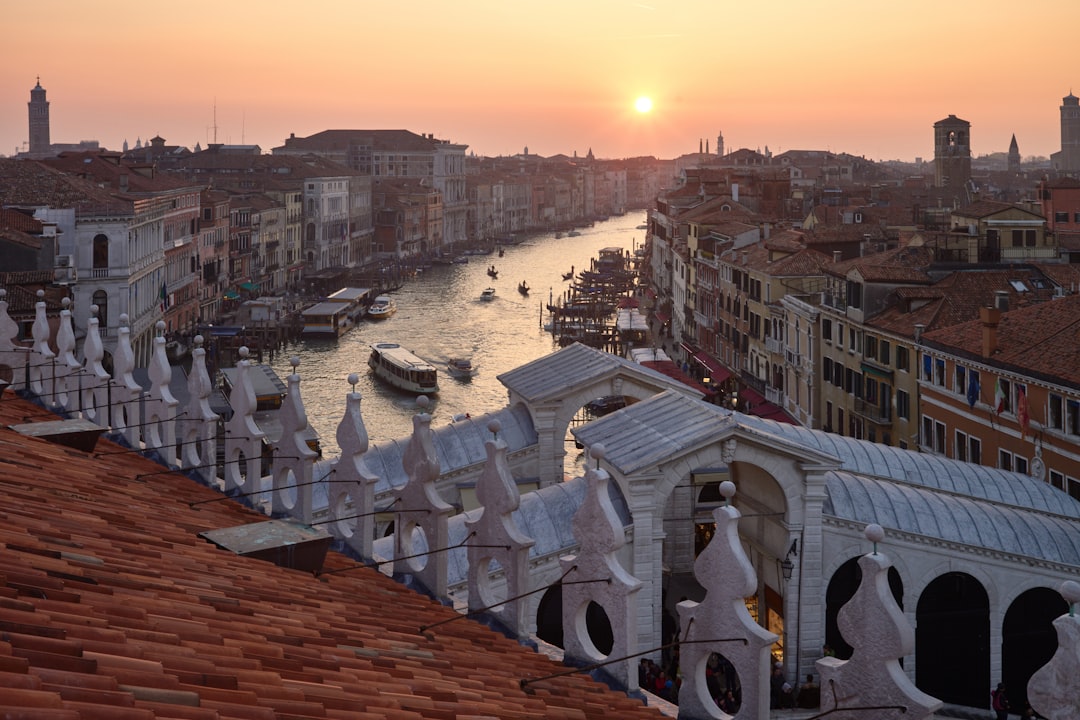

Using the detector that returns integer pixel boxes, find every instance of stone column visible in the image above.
[626,473,665,660]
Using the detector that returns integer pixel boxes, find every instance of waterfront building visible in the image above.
[198,188,231,322]
[373,178,443,258]
[274,129,468,252]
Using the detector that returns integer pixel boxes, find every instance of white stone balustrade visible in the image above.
[179,335,219,483]
[80,305,111,425]
[29,290,55,399]
[110,313,144,447]
[144,320,179,465]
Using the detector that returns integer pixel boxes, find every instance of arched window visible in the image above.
[92,289,108,329]
[93,234,109,269]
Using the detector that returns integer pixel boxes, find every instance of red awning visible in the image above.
[645,287,657,299]
[738,388,796,424]
[641,360,717,397]
[692,351,731,384]
[617,296,640,309]
[654,311,670,324]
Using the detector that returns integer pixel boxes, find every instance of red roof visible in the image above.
[0,391,667,720]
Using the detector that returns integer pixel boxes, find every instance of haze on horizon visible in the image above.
[3,0,1079,163]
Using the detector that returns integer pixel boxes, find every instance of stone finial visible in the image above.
[0,288,17,351]
[270,355,317,522]
[1027,581,1080,718]
[677,483,778,718]
[465,422,535,636]
[222,344,266,495]
[330,376,379,560]
[31,288,52,357]
[816,527,942,719]
[394,399,452,597]
[179,332,219,477]
[109,312,142,444]
[559,446,642,690]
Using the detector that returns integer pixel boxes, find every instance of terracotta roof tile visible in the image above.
[0,394,664,720]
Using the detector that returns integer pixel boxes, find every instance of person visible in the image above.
[798,673,820,708]
[991,682,1009,720]
[719,689,739,714]
[770,663,785,708]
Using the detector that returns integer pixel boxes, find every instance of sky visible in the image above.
[3,0,1080,163]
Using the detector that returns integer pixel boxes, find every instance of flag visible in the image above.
[159,281,168,313]
[966,374,980,409]
[994,379,1006,414]
[1018,386,1030,439]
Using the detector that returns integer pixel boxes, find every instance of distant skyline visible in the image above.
[3,1,1080,162]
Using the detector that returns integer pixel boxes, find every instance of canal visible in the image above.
[266,213,647,457]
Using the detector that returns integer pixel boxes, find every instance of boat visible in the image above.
[518,281,530,296]
[452,256,469,264]
[555,232,564,239]
[366,295,396,320]
[301,301,355,338]
[487,265,499,278]
[568,230,581,237]
[480,287,496,301]
[447,357,476,380]
[636,224,648,230]
[498,247,505,258]
[561,265,575,281]
[368,343,439,394]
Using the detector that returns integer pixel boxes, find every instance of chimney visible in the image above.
[994,290,1009,312]
[833,250,842,263]
[980,306,1001,358]
[763,222,771,240]
[118,173,129,192]
[913,323,925,344]
[742,250,748,266]
[732,183,739,203]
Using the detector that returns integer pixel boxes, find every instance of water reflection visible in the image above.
[269,214,646,456]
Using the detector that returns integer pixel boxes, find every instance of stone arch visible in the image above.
[915,571,989,708]
[1001,586,1067,713]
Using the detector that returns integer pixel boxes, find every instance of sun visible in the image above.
[634,96,653,113]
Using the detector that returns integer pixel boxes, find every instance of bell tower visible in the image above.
[933,114,971,192]
[27,77,50,158]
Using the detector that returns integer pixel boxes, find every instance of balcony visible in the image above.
[854,397,892,425]
[765,336,782,354]
[765,386,783,405]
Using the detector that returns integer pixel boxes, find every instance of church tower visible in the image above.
[1053,92,1080,174]
[27,77,51,158]
[1008,134,1020,172]
[933,114,971,192]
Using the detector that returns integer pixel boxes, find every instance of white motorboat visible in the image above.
[367,295,396,320]
[480,287,496,301]
[447,357,476,380]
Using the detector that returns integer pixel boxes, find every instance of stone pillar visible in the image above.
[531,404,562,487]
[466,419,535,637]
[677,481,777,720]
[793,467,829,683]
[626,473,665,661]
[270,357,317,523]
[560,444,641,690]
[328,374,379,560]
[815,525,942,720]
[0,289,26,392]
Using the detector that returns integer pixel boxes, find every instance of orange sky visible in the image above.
[3,0,1080,162]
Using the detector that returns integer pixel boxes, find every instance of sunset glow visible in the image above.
[3,0,1080,161]
[635,97,653,114]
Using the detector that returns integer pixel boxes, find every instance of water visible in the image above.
[268,214,646,456]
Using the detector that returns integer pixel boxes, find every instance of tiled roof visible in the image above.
[0,208,44,234]
[870,268,1066,338]
[827,245,934,284]
[0,392,666,720]
[922,292,1080,384]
